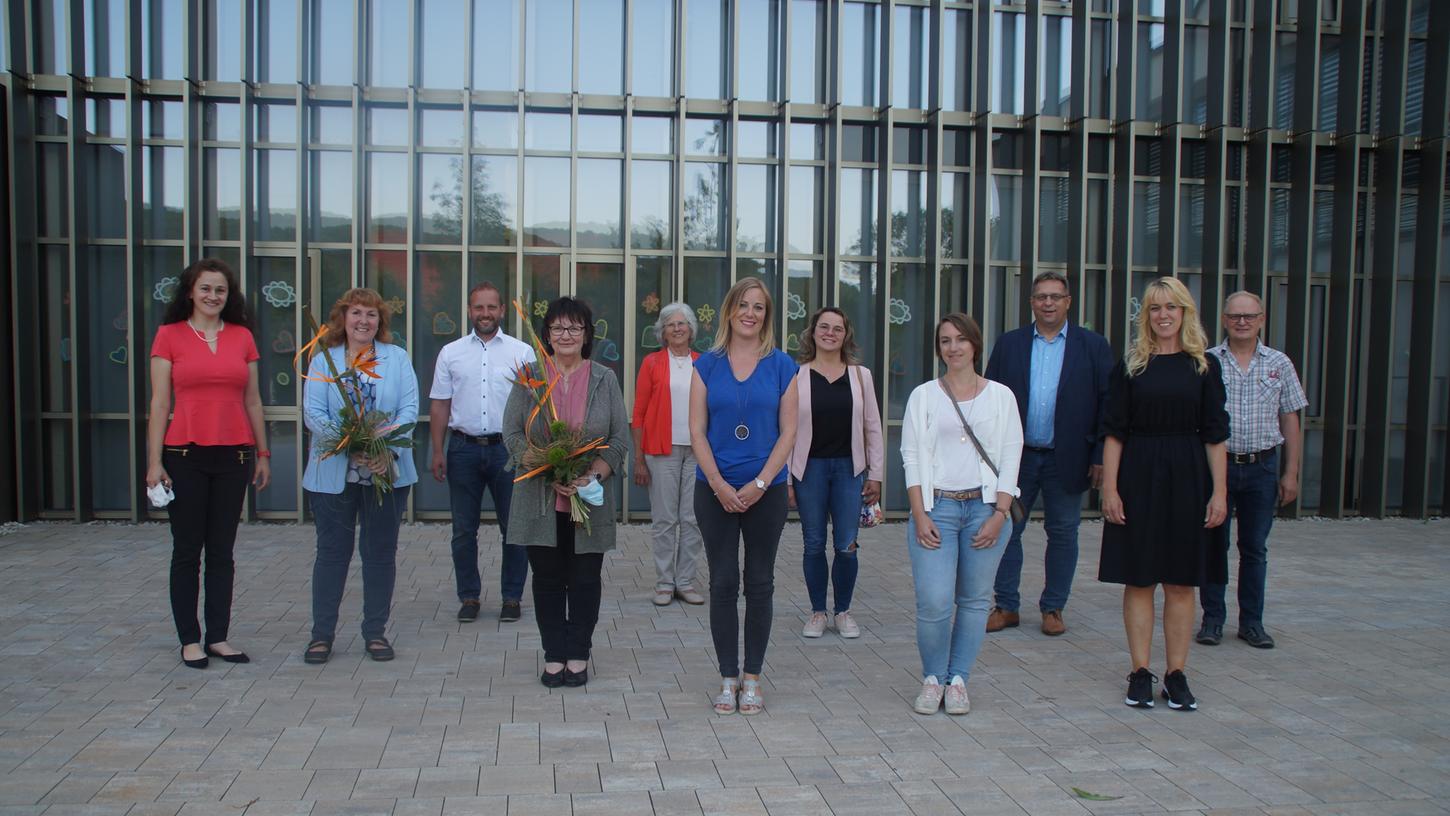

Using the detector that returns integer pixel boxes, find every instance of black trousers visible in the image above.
[164,444,253,646]
[694,482,788,677]
[527,512,605,663]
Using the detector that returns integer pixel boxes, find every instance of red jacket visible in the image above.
[631,348,700,456]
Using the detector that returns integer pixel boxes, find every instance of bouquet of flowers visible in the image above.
[508,299,610,533]
[295,311,416,504]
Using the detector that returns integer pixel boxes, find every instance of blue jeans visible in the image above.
[308,485,410,643]
[907,496,1010,683]
[447,438,526,602]
[1201,450,1278,628]
[993,449,1083,613]
[795,456,864,614]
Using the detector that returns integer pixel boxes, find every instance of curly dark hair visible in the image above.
[796,307,860,365]
[161,258,253,330]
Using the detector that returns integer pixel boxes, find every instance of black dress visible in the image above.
[1098,352,1229,587]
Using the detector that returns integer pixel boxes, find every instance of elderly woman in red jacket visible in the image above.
[632,302,705,606]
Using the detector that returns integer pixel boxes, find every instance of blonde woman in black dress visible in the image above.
[1099,277,1228,712]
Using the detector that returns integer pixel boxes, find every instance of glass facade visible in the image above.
[1,0,1447,522]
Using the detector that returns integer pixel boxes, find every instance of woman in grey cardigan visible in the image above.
[503,297,630,688]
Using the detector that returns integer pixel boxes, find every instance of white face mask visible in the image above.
[576,477,605,507]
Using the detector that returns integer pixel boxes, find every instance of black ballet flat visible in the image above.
[562,667,588,687]
[205,645,250,664]
[180,648,208,670]
[541,669,566,688]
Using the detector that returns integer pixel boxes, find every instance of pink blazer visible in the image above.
[788,364,885,483]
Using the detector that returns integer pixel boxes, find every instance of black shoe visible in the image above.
[1195,622,1223,646]
[204,645,250,664]
[303,640,332,665]
[180,647,208,670]
[1238,624,1276,649]
[458,600,481,622]
[1124,668,1157,708]
[541,669,566,688]
[1160,670,1198,711]
[365,638,395,661]
[562,667,588,687]
[500,600,522,622]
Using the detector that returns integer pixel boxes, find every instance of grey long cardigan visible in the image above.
[503,360,631,554]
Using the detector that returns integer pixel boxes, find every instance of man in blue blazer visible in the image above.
[983,271,1114,636]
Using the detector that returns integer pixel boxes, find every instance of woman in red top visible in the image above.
[146,259,271,669]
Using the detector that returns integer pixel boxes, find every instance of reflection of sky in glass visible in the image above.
[370,0,409,86]
[471,155,517,245]
[369,106,409,146]
[312,0,352,84]
[630,160,671,249]
[143,0,183,79]
[527,0,572,92]
[205,102,240,141]
[841,2,880,106]
[631,0,673,96]
[419,153,464,243]
[738,0,779,101]
[789,0,824,104]
[206,148,241,237]
[838,168,875,256]
[891,5,927,109]
[85,0,127,77]
[526,111,572,151]
[473,109,519,150]
[685,118,727,156]
[257,0,298,82]
[255,103,297,143]
[989,174,1021,262]
[1039,16,1072,115]
[579,114,623,153]
[145,100,183,139]
[890,170,926,257]
[735,164,776,252]
[737,121,776,159]
[210,0,242,81]
[474,0,520,90]
[788,123,822,160]
[421,0,465,88]
[991,11,1026,114]
[420,108,465,147]
[524,156,571,247]
[788,166,821,254]
[255,149,297,240]
[311,104,352,144]
[368,152,408,242]
[686,0,727,98]
[632,116,673,155]
[579,0,624,95]
[577,159,622,249]
[683,162,726,250]
[943,9,970,111]
[311,150,353,241]
[144,147,185,217]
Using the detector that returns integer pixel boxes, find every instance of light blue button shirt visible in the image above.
[1025,323,1067,448]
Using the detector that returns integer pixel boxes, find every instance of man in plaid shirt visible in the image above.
[1197,291,1307,650]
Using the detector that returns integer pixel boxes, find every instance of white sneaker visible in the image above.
[913,676,944,714]
[834,611,860,638]
[944,675,970,715]
[802,612,828,638]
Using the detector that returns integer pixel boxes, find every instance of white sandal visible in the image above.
[712,678,739,715]
[738,678,764,715]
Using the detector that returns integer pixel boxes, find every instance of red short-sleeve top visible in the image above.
[151,321,260,446]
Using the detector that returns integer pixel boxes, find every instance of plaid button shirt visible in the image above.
[1210,341,1308,455]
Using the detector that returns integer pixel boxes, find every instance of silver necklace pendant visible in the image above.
[735,424,750,441]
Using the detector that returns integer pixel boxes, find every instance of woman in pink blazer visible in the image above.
[787,307,884,639]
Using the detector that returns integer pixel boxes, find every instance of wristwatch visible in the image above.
[754,478,766,490]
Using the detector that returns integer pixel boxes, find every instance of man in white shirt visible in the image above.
[430,283,536,623]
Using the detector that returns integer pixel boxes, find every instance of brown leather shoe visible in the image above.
[1041,609,1066,636]
[985,607,1020,632]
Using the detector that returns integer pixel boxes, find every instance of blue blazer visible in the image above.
[985,322,1113,495]
[302,342,420,494]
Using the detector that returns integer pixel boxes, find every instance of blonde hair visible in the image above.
[711,277,776,358]
[1127,277,1209,377]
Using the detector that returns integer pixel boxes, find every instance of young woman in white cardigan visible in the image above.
[901,312,1023,716]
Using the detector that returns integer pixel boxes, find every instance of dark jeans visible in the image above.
[695,481,788,677]
[164,445,253,646]
[794,456,864,614]
[527,512,605,663]
[448,437,526,602]
[1201,450,1279,628]
[308,484,410,643]
[993,448,1084,613]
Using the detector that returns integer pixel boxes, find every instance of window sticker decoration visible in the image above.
[153,276,179,303]
[785,292,806,320]
[641,292,661,314]
[385,296,406,316]
[261,280,298,309]
[888,297,912,325]
[696,303,716,328]
[271,330,296,354]
[432,312,458,336]
[112,311,128,331]
[533,300,548,317]
[641,328,662,349]
[593,319,620,362]
[108,346,128,365]
[276,372,290,386]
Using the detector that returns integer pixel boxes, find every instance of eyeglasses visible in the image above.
[663,321,691,331]
[816,325,847,335]
[1224,313,1263,323]
[1031,293,1069,304]
[548,325,584,337]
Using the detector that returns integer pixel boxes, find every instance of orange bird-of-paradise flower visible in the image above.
[351,347,381,379]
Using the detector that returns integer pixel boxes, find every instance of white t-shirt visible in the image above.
[668,352,694,446]
[934,396,986,491]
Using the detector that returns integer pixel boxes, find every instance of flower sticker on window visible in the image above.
[785,292,806,320]
[888,297,912,326]
[696,303,716,328]
[641,292,661,314]
[153,276,180,303]
[261,280,298,309]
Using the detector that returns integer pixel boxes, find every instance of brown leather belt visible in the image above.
[933,487,983,501]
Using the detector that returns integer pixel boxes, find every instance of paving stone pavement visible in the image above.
[0,516,1447,816]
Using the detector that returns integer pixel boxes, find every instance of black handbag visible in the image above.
[937,378,1027,525]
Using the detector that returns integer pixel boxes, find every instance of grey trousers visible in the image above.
[647,445,703,592]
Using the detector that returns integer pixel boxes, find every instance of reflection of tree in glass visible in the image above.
[683,163,726,250]
[427,156,515,245]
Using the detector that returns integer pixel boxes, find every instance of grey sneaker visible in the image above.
[1238,624,1276,649]
[834,611,860,639]
[944,675,970,715]
[913,677,944,715]
[1195,621,1223,645]
[802,612,828,638]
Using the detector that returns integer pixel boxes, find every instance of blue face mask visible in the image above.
[576,477,605,506]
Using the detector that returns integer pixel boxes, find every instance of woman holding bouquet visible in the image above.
[301,288,418,664]
[690,277,799,715]
[504,297,630,688]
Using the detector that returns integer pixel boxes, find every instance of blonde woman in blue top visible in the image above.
[689,277,799,715]
[301,288,419,664]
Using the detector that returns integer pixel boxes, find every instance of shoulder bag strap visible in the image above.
[936,377,1001,479]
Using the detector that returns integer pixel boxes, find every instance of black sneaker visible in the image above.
[1195,621,1223,646]
[1238,624,1275,649]
[1160,670,1198,711]
[1124,668,1157,708]
[500,600,522,622]
[458,600,481,622]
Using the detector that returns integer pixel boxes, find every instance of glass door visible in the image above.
[249,248,320,520]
